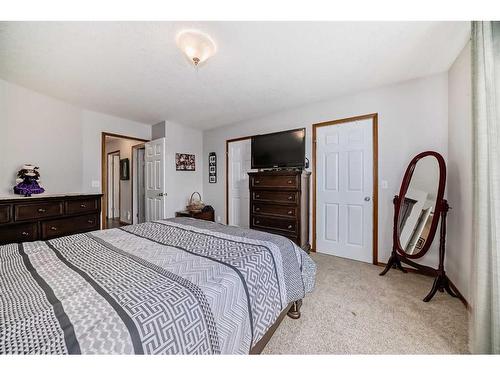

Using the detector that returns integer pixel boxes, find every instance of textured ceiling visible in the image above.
[0,21,470,130]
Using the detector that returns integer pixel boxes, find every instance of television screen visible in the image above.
[251,128,305,169]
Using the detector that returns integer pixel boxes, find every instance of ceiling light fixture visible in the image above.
[176,29,217,67]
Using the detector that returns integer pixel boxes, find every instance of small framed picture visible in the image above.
[208,152,217,183]
[176,153,195,171]
[120,158,130,180]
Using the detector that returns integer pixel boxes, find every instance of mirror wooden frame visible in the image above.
[379,151,459,302]
[395,151,446,258]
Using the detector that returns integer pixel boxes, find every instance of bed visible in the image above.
[0,217,316,354]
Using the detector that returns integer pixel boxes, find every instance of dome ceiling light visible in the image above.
[176,29,217,67]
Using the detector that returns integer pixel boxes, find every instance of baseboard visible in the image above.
[376,262,469,309]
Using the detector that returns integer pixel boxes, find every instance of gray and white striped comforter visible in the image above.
[0,217,316,354]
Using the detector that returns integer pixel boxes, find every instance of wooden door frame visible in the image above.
[225,136,253,225]
[131,143,146,225]
[312,113,379,265]
[101,132,149,229]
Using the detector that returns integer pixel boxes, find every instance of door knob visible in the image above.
[364,196,371,202]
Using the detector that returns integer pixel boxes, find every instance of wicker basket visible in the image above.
[186,191,205,213]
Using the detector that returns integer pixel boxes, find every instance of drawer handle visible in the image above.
[255,180,260,184]
[288,180,293,184]
[288,196,293,200]
[288,210,293,215]
[80,204,87,208]
[255,207,260,211]
[38,208,46,213]
[287,225,293,229]
[21,231,29,236]
[256,194,260,198]
[256,220,260,224]
[87,219,94,224]
[50,226,58,231]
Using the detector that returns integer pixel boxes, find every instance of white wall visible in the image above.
[105,137,144,223]
[203,73,449,267]
[153,121,204,218]
[0,79,83,195]
[0,79,152,196]
[447,42,472,302]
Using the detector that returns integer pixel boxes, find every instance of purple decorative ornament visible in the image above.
[13,164,45,197]
[14,177,45,197]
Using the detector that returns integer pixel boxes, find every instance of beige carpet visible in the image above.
[263,253,469,354]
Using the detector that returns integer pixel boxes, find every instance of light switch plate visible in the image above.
[91,180,100,188]
[380,180,388,189]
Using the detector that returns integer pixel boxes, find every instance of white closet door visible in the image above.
[316,119,373,262]
[107,154,114,218]
[112,155,120,219]
[145,137,167,221]
[228,139,251,227]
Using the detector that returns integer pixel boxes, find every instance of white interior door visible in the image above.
[107,154,113,218]
[228,139,252,227]
[137,148,146,223]
[316,118,374,263]
[112,155,120,219]
[145,137,166,221]
[107,153,120,219]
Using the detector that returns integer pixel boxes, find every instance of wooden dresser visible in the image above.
[0,193,102,245]
[248,170,311,251]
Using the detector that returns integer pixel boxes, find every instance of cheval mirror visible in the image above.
[379,151,459,302]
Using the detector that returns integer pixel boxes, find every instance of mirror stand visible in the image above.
[380,196,459,302]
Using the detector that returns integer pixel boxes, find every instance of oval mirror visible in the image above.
[395,151,446,258]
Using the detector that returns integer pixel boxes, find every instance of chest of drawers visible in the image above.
[248,170,311,251]
[0,194,102,245]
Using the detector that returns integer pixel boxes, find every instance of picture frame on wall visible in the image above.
[120,158,130,180]
[175,153,196,171]
[208,152,217,183]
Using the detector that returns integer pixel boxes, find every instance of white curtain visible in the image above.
[471,21,500,354]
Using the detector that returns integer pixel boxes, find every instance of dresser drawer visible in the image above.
[41,214,99,239]
[14,201,64,221]
[250,174,299,190]
[65,198,99,215]
[0,205,11,224]
[252,191,298,204]
[0,223,38,244]
[251,215,297,234]
[252,203,297,218]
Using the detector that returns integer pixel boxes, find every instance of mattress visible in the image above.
[0,217,316,354]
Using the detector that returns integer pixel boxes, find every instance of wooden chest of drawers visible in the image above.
[248,170,311,251]
[0,194,102,245]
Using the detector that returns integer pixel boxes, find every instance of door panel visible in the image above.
[145,138,166,221]
[316,118,373,263]
[137,148,146,223]
[228,139,251,227]
[113,155,120,218]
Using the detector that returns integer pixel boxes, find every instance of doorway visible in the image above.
[107,150,121,228]
[226,136,252,226]
[101,132,149,229]
[312,113,378,264]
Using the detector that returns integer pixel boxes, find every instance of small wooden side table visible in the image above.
[175,209,215,222]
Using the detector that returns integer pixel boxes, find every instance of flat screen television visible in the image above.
[251,128,306,169]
